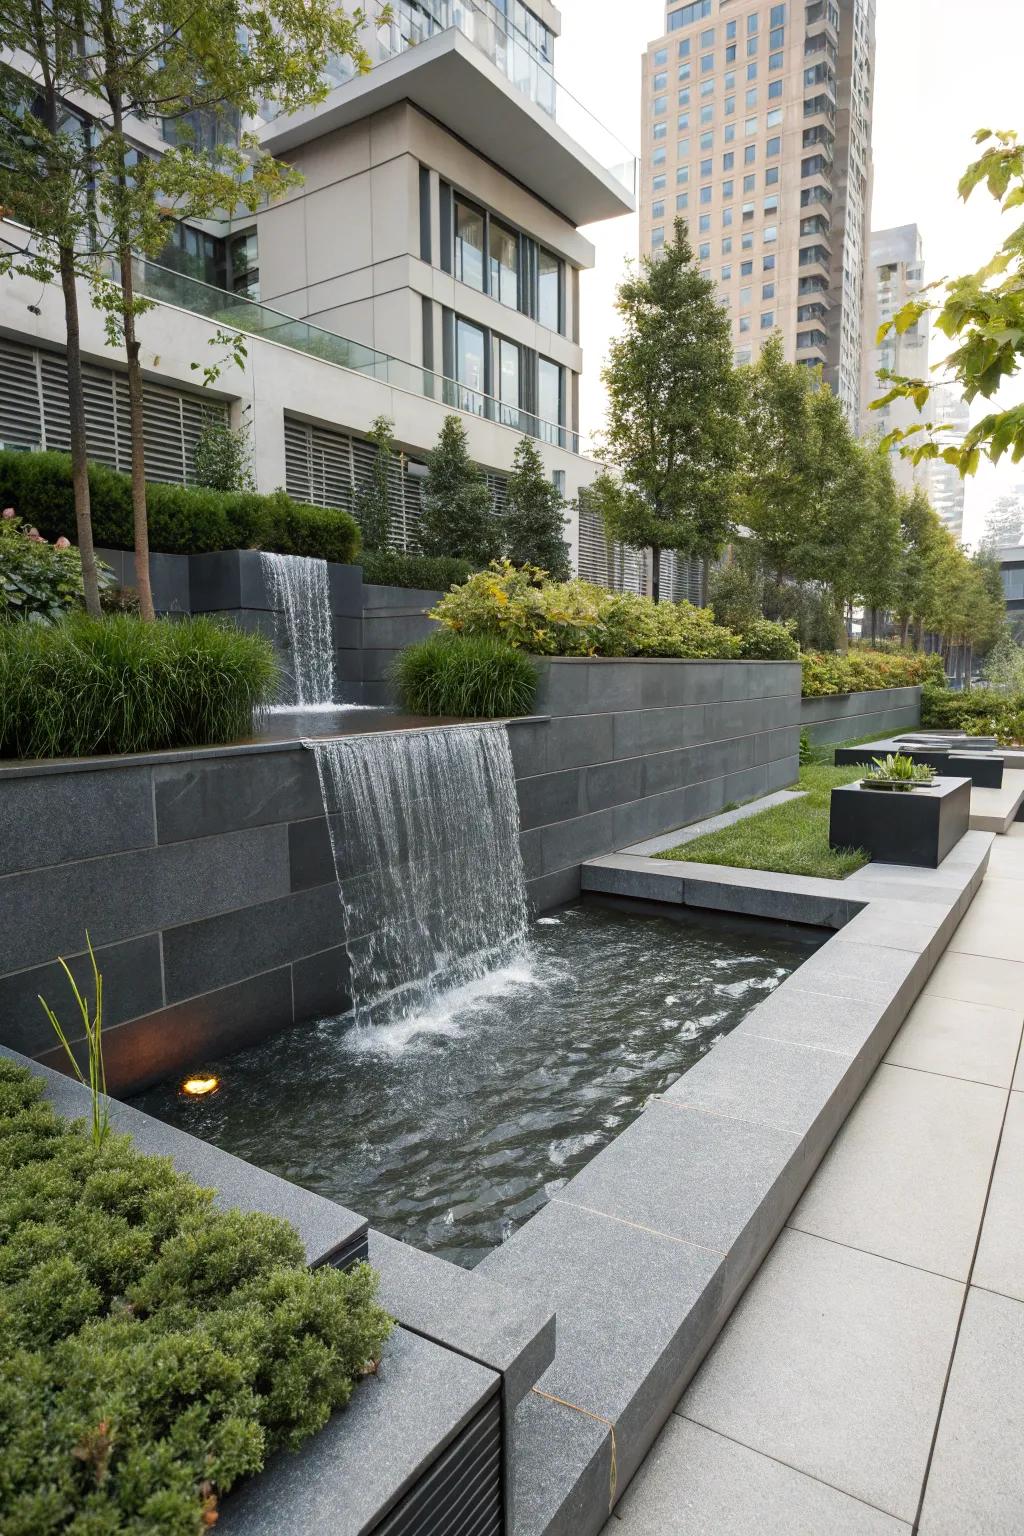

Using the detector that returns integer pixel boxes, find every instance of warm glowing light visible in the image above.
[181,1075,220,1098]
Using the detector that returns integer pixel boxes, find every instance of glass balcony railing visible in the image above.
[281,0,636,200]
[126,257,580,453]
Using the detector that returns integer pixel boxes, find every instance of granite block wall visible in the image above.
[800,686,922,747]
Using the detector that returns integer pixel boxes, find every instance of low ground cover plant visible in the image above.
[656,760,868,880]
[921,682,1024,746]
[394,631,538,719]
[0,613,277,759]
[360,549,475,593]
[801,648,944,698]
[0,1058,392,1536]
[0,452,360,564]
[429,562,794,661]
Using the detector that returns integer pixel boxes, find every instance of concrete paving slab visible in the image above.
[918,1287,1024,1535]
[885,993,1022,1088]
[969,770,1024,834]
[972,1092,1024,1304]
[923,950,1024,1012]
[789,1064,1004,1281]
[679,1228,964,1524]
[946,895,1024,963]
[610,1416,910,1535]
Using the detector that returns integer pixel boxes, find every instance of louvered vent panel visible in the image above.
[485,471,508,520]
[577,493,648,593]
[284,417,314,504]
[373,1393,502,1536]
[0,340,44,449]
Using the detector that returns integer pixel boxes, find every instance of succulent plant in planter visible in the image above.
[861,752,938,792]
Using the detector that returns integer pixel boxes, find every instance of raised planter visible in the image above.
[800,685,922,746]
[835,735,1005,788]
[829,775,972,867]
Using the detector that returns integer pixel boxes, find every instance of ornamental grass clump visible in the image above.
[394,631,538,718]
[861,752,937,791]
[0,613,278,760]
[0,1059,392,1536]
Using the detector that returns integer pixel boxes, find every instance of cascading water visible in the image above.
[260,551,336,707]
[309,723,529,1029]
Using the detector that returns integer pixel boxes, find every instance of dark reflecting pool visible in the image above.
[132,903,821,1268]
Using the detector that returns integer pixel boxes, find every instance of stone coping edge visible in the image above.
[478,831,994,1536]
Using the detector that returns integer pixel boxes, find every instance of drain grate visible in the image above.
[374,1391,503,1536]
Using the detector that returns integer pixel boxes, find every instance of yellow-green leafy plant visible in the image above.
[862,753,937,791]
[38,934,108,1147]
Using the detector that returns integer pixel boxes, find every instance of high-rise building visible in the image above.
[926,387,970,542]
[0,3,635,569]
[640,0,875,426]
[862,224,929,492]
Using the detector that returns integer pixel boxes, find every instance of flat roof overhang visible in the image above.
[258,30,636,227]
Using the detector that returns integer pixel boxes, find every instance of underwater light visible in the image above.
[180,1074,220,1098]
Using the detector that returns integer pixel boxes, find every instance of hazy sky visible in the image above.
[554,0,1024,547]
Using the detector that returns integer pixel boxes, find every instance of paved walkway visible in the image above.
[604,827,1024,1535]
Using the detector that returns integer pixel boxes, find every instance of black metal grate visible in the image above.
[374,1392,503,1536]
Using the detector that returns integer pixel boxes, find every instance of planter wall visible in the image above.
[0,660,800,1094]
[800,685,922,746]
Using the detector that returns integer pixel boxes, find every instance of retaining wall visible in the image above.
[800,685,922,746]
[0,659,801,1094]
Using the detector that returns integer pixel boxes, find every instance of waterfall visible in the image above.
[260,552,336,707]
[309,724,529,1028]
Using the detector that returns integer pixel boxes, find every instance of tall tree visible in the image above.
[980,493,1024,550]
[594,219,741,601]
[871,129,1024,476]
[354,416,399,555]
[503,438,571,579]
[418,415,502,563]
[853,446,903,641]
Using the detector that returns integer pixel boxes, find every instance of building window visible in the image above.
[746,37,758,56]
[700,130,713,149]
[761,311,774,329]
[700,26,714,45]
[700,157,712,177]
[653,95,667,115]
[742,203,754,222]
[740,259,753,276]
[653,173,667,190]
[726,18,737,38]
[537,356,564,442]
[725,94,736,115]
[678,165,690,184]
[723,151,734,170]
[722,263,732,280]
[725,43,737,62]
[722,207,733,227]
[651,226,666,249]
[764,224,778,242]
[699,213,711,231]
[701,52,714,73]
[770,3,786,22]
[538,248,561,331]
[763,253,776,270]
[455,316,487,407]
[679,38,691,56]
[668,0,711,30]
[700,184,712,204]
[722,236,733,253]
[725,124,736,143]
[700,104,713,124]
[747,63,757,81]
[653,147,667,165]
[765,165,780,186]
[745,116,757,136]
[768,79,783,99]
[767,108,783,126]
[654,47,668,65]
[653,122,667,140]
[654,71,668,90]
[767,135,781,155]
[493,335,521,427]
[763,282,775,299]
[746,87,757,107]
[769,51,783,70]
[652,200,666,221]
[744,144,756,164]
[739,315,751,332]
[454,200,485,291]
[764,195,779,214]
[748,13,759,32]
[698,241,711,260]
[722,178,734,197]
[676,192,689,209]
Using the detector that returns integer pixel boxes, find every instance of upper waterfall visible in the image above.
[260,551,336,707]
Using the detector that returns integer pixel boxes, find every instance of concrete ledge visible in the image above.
[484,831,993,1535]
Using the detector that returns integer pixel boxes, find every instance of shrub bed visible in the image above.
[394,631,538,719]
[1,509,115,622]
[801,649,943,698]
[428,562,789,659]
[921,683,1024,746]
[0,452,360,564]
[0,1059,391,1536]
[360,549,475,593]
[0,613,278,759]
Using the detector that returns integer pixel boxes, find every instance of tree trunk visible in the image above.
[835,597,849,654]
[651,544,661,605]
[900,616,910,646]
[59,246,102,617]
[119,246,155,622]
[870,607,878,645]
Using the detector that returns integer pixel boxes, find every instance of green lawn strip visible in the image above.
[655,762,868,880]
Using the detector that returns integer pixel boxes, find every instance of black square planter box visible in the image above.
[948,752,1004,789]
[830,776,972,868]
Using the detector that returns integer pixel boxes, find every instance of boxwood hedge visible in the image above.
[0,451,360,565]
[0,1059,392,1536]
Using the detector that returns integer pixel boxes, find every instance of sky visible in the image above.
[554,0,1024,548]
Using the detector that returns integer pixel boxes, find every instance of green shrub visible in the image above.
[736,618,799,661]
[0,1058,392,1535]
[0,451,360,564]
[921,682,1024,746]
[394,631,538,718]
[0,613,278,759]
[360,549,475,593]
[431,562,741,658]
[801,648,941,697]
[0,510,114,622]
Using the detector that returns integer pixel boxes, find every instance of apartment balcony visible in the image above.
[258,0,636,226]
[124,257,581,453]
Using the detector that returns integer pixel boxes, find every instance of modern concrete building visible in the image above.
[862,223,930,491]
[0,2,636,573]
[926,387,970,541]
[640,0,876,426]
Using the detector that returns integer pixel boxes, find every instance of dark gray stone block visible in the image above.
[331,615,362,650]
[98,547,190,613]
[188,550,245,612]
[367,1230,555,1411]
[831,777,972,868]
[162,883,345,1004]
[532,659,594,716]
[289,816,336,892]
[738,982,895,1060]
[661,1029,855,1140]
[612,704,708,761]
[584,756,644,814]
[0,824,291,974]
[680,872,850,928]
[292,944,351,1020]
[517,768,585,832]
[540,807,618,873]
[37,965,296,1094]
[518,826,547,882]
[581,858,685,904]
[507,718,551,779]
[217,1329,499,1536]
[0,764,154,875]
[154,748,321,844]
[507,1389,613,1536]
[327,562,364,616]
[361,581,444,611]
[0,933,164,1056]
[1,1046,367,1267]
[544,712,616,771]
[362,611,438,649]
[527,864,582,913]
